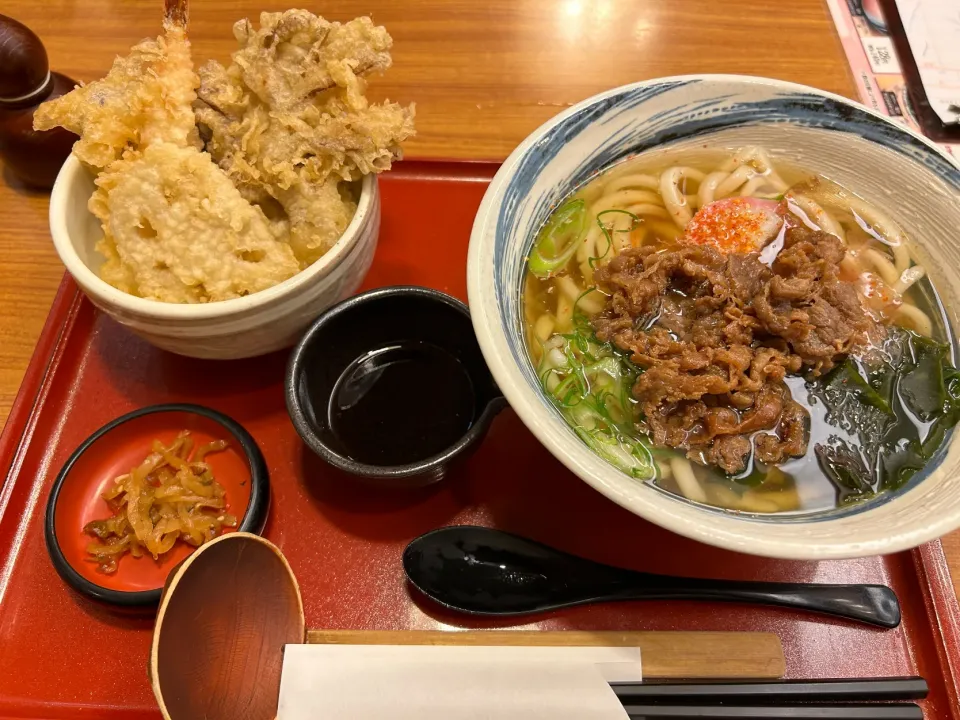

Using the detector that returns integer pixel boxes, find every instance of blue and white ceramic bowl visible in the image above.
[467,75,960,560]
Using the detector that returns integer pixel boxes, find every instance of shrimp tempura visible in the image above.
[34,0,199,169]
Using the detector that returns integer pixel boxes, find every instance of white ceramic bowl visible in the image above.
[468,74,960,560]
[49,155,380,359]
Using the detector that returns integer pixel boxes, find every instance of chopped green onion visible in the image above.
[537,309,655,480]
[576,427,655,479]
[528,199,587,278]
[589,209,640,269]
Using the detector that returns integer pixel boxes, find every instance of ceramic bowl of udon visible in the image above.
[467,74,960,560]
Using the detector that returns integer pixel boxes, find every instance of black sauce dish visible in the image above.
[285,286,508,487]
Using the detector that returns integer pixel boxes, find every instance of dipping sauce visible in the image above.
[326,340,476,465]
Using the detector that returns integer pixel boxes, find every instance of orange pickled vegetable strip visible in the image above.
[83,430,234,573]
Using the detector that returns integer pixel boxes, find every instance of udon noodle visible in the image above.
[523,146,956,514]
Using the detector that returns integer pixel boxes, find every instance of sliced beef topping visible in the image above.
[592,226,879,474]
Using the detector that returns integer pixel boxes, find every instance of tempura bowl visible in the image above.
[48,155,380,359]
[467,75,960,560]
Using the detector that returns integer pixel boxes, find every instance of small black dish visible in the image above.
[44,403,270,608]
[286,286,507,486]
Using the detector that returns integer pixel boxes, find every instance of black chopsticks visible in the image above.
[623,704,922,719]
[611,677,927,719]
[612,677,928,703]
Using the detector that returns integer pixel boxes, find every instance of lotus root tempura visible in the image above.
[524,146,960,514]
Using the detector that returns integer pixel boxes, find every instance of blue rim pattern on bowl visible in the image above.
[496,80,960,331]
[496,80,960,522]
[470,75,960,555]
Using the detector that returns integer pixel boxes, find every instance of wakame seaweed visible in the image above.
[809,326,960,505]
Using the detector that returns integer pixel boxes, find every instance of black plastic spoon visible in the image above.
[402,526,901,628]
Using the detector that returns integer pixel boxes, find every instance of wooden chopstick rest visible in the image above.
[307,629,786,680]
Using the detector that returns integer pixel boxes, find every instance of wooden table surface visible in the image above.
[1,0,958,596]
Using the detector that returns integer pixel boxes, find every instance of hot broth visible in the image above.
[523,146,958,514]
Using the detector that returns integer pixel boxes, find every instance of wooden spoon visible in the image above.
[150,532,304,720]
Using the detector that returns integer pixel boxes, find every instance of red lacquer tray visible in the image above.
[1,161,960,719]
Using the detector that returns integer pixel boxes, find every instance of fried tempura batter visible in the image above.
[92,143,299,302]
[195,10,415,264]
[229,12,393,110]
[33,13,199,169]
[35,3,414,300]
[277,178,357,263]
